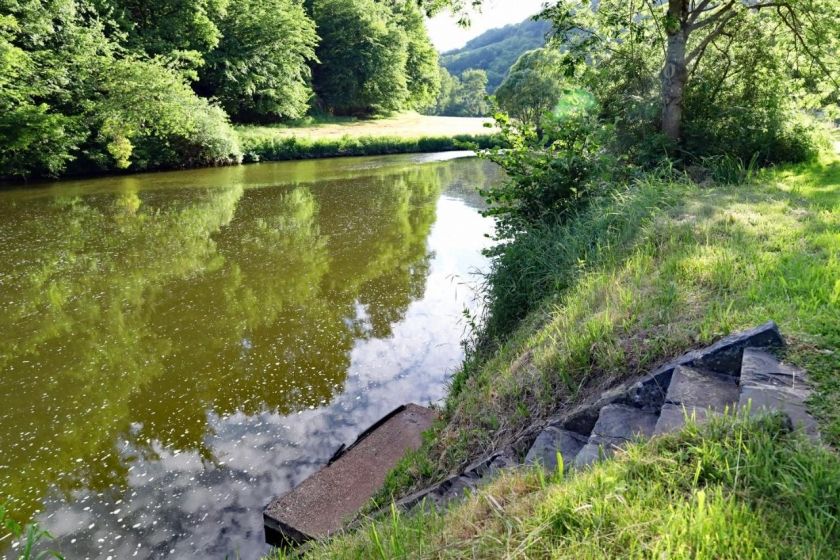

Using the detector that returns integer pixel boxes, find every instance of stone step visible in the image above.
[654,365,740,435]
[524,427,588,472]
[395,452,517,511]
[738,348,819,440]
[574,404,658,468]
[263,403,437,546]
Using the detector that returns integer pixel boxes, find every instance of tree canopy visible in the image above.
[0,0,442,178]
[495,48,567,126]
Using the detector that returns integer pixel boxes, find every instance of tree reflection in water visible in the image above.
[0,153,502,559]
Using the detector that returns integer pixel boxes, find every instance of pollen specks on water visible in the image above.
[0,152,502,559]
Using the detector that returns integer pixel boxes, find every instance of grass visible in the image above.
[263,144,839,559]
[236,112,500,162]
[379,147,840,499]
[271,413,840,559]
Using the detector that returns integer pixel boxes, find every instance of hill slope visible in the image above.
[440,18,551,91]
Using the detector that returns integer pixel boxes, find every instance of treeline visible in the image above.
[0,0,440,179]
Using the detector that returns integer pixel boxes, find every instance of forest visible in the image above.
[0,0,445,179]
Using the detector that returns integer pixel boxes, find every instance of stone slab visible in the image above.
[740,348,806,391]
[738,348,819,440]
[591,404,659,441]
[665,366,739,410]
[525,427,588,472]
[263,403,437,546]
[739,385,820,440]
[654,402,717,435]
[574,437,627,468]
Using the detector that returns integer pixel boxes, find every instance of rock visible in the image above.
[665,366,740,409]
[524,427,587,472]
[740,348,805,389]
[691,321,784,375]
[591,404,659,441]
[738,349,819,440]
[574,404,658,468]
[574,437,626,468]
[627,321,784,410]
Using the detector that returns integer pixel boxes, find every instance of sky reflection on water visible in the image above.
[0,153,502,559]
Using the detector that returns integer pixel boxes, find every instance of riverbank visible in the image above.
[236,113,499,162]
[266,148,840,557]
[1,114,499,185]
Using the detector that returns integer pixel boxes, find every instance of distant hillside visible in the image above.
[440,18,552,92]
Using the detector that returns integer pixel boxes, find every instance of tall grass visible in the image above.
[237,132,502,163]
[269,413,840,559]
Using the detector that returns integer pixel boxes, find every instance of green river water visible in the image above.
[0,152,502,559]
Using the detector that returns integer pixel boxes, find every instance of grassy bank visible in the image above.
[276,414,840,559]
[236,113,500,162]
[266,147,839,558]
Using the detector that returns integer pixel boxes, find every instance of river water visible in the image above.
[0,152,502,559]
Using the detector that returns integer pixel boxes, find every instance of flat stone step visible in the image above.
[396,452,516,511]
[575,404,658,468]
[738,348,819,440]
[263,403,437,546]
[654,365,739,435]
[524,427,588,472]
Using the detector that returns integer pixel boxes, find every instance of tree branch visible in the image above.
[686,9,738,63]
[689,1,735,31]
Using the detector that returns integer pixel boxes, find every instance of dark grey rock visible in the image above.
[559,403,603,435]
[653,403,717,435]
[574,437,626,468]
[737,347,819,440]
[666,365,740,410]
[524,427,587,472]
[591,404,659,441]
[622,368,678,411]
[740,348,804,390]
[692,321,784,375]
[739,386,820,440]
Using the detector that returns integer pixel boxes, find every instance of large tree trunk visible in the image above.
[661,1,689,143]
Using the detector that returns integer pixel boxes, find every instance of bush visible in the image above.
[480,112,605,240]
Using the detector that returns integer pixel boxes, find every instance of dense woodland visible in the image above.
[0,0,444,178]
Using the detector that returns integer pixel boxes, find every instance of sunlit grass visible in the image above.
[269,414,840,559]
[264,147,840,560]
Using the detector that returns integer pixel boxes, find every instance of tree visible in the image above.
[656,0,840,141]
[435,1,839,145]
[198,0,318,121]
[310,0,410,115]
[0,0,241,178]
[94,0,229,73]
[389,0,441,110]
[455,69,490,116]
[495,48,566,126]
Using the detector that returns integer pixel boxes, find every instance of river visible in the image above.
[0,152,503,559]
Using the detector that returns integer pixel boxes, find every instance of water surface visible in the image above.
[0,153,502,558]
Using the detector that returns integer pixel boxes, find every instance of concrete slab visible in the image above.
[263,403,437,546]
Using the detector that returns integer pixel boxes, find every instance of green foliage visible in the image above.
[198,0,318,121]
[480,112,604,240]
[495,47,567,126]
[389,0,441,111]
[430,68,491,116]
[0,503,63,560]
[0,0,242,178]
[542,0,839,166]
[237,129,501,162]
[311,0,409,115]
[440,18,551,92]
[95,0,228,65]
